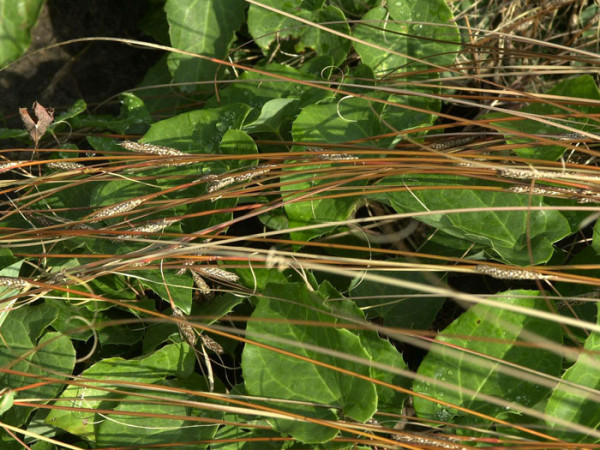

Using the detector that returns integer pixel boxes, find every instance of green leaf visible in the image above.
[142,103,252,151]
[545,302,600,442]
[0,303,75,427]
[68,94,152,135]
[165,0,246,91]
[194,292,246,326]
[376,174,571,265]
[0,390,14,416]
[413,290,563,423]
[242,283,377,443]
[135,268,194,314]
[212,425,286,449]
[349,270,445,329]
[248,1,351,65]
[283,96,375,241]
[292,97,380,143]
[0,0,44,67]
[95,374,220,448]
[359,332,409,412]
[593,220,600,255]
[136,55,187,114]
[335,0,379,16]
[0,256,23,330]
[354,0,460,76]
[243,98,300,134]
[206,62,333,115]
[489,75,600,161]
[54,99,87,123]
[46,342,195,441]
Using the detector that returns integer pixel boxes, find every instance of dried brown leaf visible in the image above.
[19,101,54,148]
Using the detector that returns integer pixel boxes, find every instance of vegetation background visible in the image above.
[1,0,600,448]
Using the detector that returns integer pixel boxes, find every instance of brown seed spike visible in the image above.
[120,140,193,166]
[114,218,176,240]
[48,161,85,170]
[200,334,224,354]
[0,161,27,173]
[120,140,184,157]
[191,270,211,296]
[88,198,144,222]
[197,267,240,283]
[172,307,197,347]
[0,276,31,289]
[475,264,552,280]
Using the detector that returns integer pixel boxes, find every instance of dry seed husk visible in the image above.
[172,307,197,347]
[0,277,31,289]
[89,198,144,222]
[120,140,192,166]
[191,270,211,295]
[197,267,240,283]
[114,218,176,240]
[475,264,552,280]
[200,334,224,354]
[47,161,84,170]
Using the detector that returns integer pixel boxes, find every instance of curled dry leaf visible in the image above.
[19,102,54,148]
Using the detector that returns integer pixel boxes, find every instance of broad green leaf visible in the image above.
[354,0,460,76]
[136,55,187,115]
[489,75,600,161]
[0,128,28,141]
[592,221,600,255]
[299,6,352,65]
[336,0,379,16]
[211,425,286,449]
[219,128,258,163]
[316,281,409,412]
[354,7,408,76]
[242,283,377,443]
[48,293,138,344]
[545,302,600,442]
[142,103,252,151]
[376,174,571,265]
[207,63,328,107]
[54,99,87,123]
[0,253,22,329]
[165,0,246,91]
[248,1,351,65]
[379,92,439,147]
[135,268,194,314]
[292,97,380,143]
[95,374,220,448]
[0,303,75,427]
[45,342,195,441]
[283,96,373,241]
[0,390,14,415]
[0,0,44,67]
[69,94,152,135]
[413,290,563,423]
[358,332,409,412]
[194,292,246,326]
[349,270,445,329]
[90,179,153,211]
[243,98,300,135]
[35,177,97,223]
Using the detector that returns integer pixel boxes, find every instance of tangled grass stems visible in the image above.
[2,0,600,447]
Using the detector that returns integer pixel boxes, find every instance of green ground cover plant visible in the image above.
[2,0,600,447]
